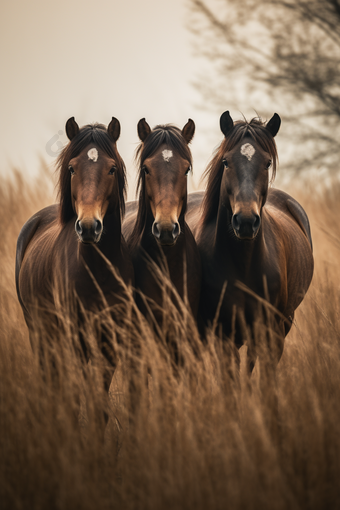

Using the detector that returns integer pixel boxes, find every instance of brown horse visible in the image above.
[16,117,134,401]
[187,111,313,372]
[123,119,201,336]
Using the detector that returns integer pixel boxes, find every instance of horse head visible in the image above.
[58,117,125,244]
[136,118,195,246]
[219,111,280,240]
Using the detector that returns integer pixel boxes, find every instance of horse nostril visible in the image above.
[75,219,82,235]
[232,214,240,232]
[152,222,161,239]
[253,214,261,231]
[94,219,102,235]
[172,222,180,239]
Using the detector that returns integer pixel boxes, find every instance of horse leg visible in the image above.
[219,331,241,394]
[243,317,283,378]
[98,331,118,440]
[126,358,149,431]
[225,339,241,382]
[268,319,285,367]
[257,320,285,442]
[32,323,83,431]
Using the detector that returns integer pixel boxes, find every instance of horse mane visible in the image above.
[129,124,193,248]
[201,117,278,226]
[56,123,127,225]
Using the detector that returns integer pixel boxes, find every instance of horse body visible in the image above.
[16,118,134,375]
[17,204,131,325]
[126,203,200,319]
[123,119,201,326]
[187,112,313,368]
[192,188,312,341]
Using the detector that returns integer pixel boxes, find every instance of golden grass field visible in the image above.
[1,167,340,510]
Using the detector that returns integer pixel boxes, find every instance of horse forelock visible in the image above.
[57,124,127,225]
[130,125,193,247]
[135,124,193,191]
[201,118,278,226]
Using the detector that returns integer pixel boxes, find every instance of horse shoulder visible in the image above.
[16,204,60,319]
[16,205,59,279]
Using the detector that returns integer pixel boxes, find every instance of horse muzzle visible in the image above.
[75,218,103,243]
[152,221,180,246]
[232,213,261,240]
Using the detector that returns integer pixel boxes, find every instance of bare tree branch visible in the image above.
[188,0,340,172]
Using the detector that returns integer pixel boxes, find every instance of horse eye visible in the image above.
[185,165,191,176]
[142,165,149,175]
[69,165,74,175]
[222,159,228,168]
[109,166,116,175]
[266,160,272,169]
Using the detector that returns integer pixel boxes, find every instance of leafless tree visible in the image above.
[189,0,340,171]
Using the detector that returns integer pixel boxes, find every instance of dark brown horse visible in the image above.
[16,117,134,401]
[123,119,201,334]
[187,111,313,372]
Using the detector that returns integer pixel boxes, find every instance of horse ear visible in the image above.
[137,118,151,142]
[108,117,121,142]
[66,117,80,140]
[220,111,234,137]
[181,119,195,144]
[266,113,281,137]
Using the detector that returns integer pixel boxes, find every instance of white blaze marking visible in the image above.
[162,149,173,162]
[87,148,98,162]
[240,143,255,161]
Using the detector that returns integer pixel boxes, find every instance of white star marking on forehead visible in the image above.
[162,149,173,162]
[87,148,98,162]
[240,143,255,161]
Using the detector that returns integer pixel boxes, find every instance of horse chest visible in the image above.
[134,244,184,296]
[72,247,130,309]
[23,224,126,311]
[133,230,201,319]
[199,239,283,336]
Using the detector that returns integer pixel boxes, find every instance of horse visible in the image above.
[187,111,314,373]
[16,117,134,422]
[123,119,201,345]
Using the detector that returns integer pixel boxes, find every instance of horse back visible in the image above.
[122,200,138,240]
[182,222,202,317]
[186,191,204,236]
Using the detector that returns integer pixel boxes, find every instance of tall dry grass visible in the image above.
[0,168,340,510]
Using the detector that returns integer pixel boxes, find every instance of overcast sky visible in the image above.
[0,0,222,198]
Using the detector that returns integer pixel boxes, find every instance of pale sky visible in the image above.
[0,0,219,198]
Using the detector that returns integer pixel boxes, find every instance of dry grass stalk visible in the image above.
[1,170,340,509]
